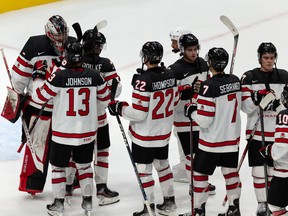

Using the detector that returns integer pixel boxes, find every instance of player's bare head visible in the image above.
[82,29,106,56]
[140,41,163,65]
[45,15,69,55]
[169,26,191,53]
[205,47,229,73]
[62,40,83,68]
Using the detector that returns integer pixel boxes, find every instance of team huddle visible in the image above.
[1,14,288,216]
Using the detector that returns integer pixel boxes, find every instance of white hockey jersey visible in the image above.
[192,73,241,153]
[33,67,109,146]
[122,67,179,148]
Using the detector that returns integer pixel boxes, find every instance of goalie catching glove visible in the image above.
[108,100,128,116]
[32,60,48,80]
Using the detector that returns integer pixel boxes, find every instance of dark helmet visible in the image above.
[140,41,163,64]
[63,40,83,68]
[281,84,288,109]
[257,42,277,60]
[205,47,229,72]
[45,15,69,55]
[179,33,200,53]
[82,29,106,55]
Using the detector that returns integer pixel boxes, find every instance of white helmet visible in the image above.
[169,26,191,53]
[169,26,191,42]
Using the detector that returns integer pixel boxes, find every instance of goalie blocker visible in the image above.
[1,86,28,123]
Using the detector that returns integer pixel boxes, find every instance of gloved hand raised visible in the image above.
[32,60,48,80]
[108,100,128,116]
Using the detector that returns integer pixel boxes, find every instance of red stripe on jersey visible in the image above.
[17,56,33,68]
[199,137,240,147]
[132,93,150,101]
[242,96,250,101]
[276,127,288,133]
[30,97,53,109]
[242,87,251,92]
[97,151,109,157]
[12,65,31,77]
[198,110,215,117]
[198,99,215,107]
[52,130,96,138]
[36,88,48,102]
[104,73,118,82]
[129,126,171,141]
[274,168,288,173]
[246,130,274,138]
[97,85,108,95]
[98,113,107,121]
[132,103,149,112]
[275,138,288,144]
[43,83,57,97]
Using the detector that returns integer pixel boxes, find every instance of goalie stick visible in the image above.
[220,15,239,74]
[72,19,108,42]
[21,115,44,172]
[110,78,154,216]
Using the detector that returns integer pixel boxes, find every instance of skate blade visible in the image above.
[98,196,120,206]
[85,210,91,216]
[158,210,177,216]
[65,196,72,206]
[174,178,189,183]
[47,210,63,216]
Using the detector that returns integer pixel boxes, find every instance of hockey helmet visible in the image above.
[170,26,191,48]
[82,29,106,55]
[179,33,200,54]
[45,15,69,55]
[140,41,163,64]
[63,40,83,68]
[257,42,277,60]
[281,84,288,109]
[205,47,229,72]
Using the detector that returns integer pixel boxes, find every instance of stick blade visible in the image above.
[259,92,276,109]
[96,20,107,30]
[220,15,239,37]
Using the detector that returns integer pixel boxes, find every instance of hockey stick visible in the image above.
[1,48,13,87]
[72,20,107,42]
[21,115,44,172]
[110,79,153,216]
[220,15,239,74]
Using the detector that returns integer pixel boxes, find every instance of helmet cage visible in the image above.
[45,15,69,55]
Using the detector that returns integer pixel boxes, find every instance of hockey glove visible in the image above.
[179,85,192,100]
[259,144,272,160]
[108,100,128,116]
[251,89,270,106]
[32,60,48,80]
[193,80,201,94]
[184,102,197,120]
[52,56,64,67]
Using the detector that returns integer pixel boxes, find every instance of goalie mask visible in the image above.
[45,15,69,55]
[169,26,191,53]
[281,84,288,109]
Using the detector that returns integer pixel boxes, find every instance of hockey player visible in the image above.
[66,29,121,206]
[259,84,288,216]
[169,26,192,53]
[183,47,242,216]
[169,26,191,183]
[168,33,215,194]
[33,40,109,216]
[108,41,179,216]
[241,42,288,216]
[9,15,69,196]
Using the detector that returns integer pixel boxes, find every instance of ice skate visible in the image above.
[65,184,73,206]
[82,196,92,216]
[218,199,240,216]
[256,202,270,216]
[156,196,177,216]
[133,203,156,216]
[46,198,64,216]
[96,183,120,206]
[178,203,205,216]
[173,163,188,183]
